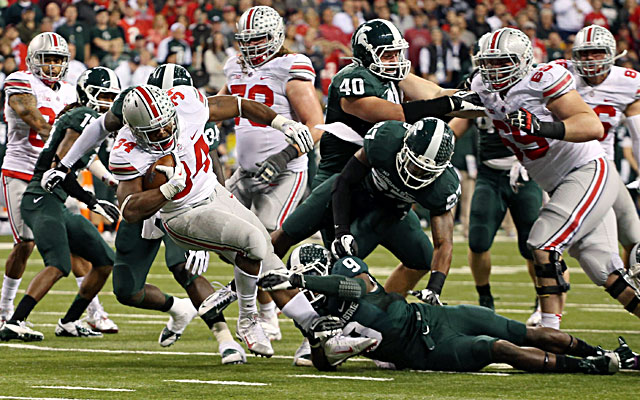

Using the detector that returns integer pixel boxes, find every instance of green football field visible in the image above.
[0,236,639,400]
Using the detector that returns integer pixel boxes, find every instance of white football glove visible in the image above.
[449,90,485,113]
[331,234,358,259]
[88,199,120,224]
[257,269,298,292]
[627,179,640,191]
[509,160,529,193]
[409,289,443,306]
[41,166,68,192]
[157,153,187,200]
[185,250,209,275]
[272,115,314,154]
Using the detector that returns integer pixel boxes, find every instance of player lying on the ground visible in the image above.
[259,244,635,374]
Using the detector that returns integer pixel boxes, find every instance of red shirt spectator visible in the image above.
[584,0,610,29]
[119,4,152,48]
[405,14,431,73]
[318,7,350,46]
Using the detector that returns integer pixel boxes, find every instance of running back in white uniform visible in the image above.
[224,53,315,173]
[471,63,605,193]
[550,60,640,160]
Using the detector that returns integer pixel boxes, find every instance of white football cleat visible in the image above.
[236,314,274,357]
[0,320,43,342]
[526,298,542,327]
[258,310,282,341]
[55,319,102,338]
[293,337,313,367]
[198,282,237,319]
[85,302,118,334]
[159,297,198,347]
[323,334,377,366]
[219,340,247,365]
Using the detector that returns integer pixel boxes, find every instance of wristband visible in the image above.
[401,97,454,124]
[537,121,566,140]
[426,271,447,295]
[271,114,288,131]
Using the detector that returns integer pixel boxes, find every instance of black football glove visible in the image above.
[88,198,120,224]
[506,107,566,139]
[254,145,298,184]
[331,233,358,259]
[309,316,344,344]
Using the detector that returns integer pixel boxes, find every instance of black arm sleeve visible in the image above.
[300,275,368,300]
[331,155,371,235]
[60,173,96,206]
[401,96,453,124]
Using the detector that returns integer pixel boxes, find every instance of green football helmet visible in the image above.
[76,66,121,113]
[147,63,193,89]
[351,19,410,81]
[396,117,455,190]
[286,244,332,306]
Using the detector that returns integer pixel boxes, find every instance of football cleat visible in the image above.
[478,294,494,310]
[219,340,247,365]
[159,297,198,347]
[293,338,313,367]
[581,352,620,375]
[614,336,639,370]
[323,334,378,367]
[526,297,542,327]
[85,302,118,334]
[55,319,103,338]
[0,305,14,325]
[257,310,282,341]
[0,320,44,342]
[198,281,237,320]
[236,314,274,357]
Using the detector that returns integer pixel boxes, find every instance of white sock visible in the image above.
[281,291,319,332]
[211,321,234,343]
[1,275,22,307]
[259,300,277,316]
[75,276,84,288]
[541,312,561,329]
[234,266,259,318]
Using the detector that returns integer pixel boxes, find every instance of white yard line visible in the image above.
[31,386,133,393]
[287,374,392,381]
[164,379,269,386]
[0,396,95,400]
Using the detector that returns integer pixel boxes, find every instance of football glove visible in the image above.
[185,250,210,276]
[331,234,358,259]
[255,153,288,184]
[627,179,640,191]
[309,316,344,343]
[409,289,443,306]
[449,90,485,113]
[88,198,120,224]
[614,336,639,370]
[507,108,566,140]
[272,115,314,154]
[258,269,304,292]
[509,160,529,193]
[157,153,187,200]
[41,164,70,192]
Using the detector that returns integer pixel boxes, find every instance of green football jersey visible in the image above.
[319,64,402,175]
[26,107,98,201]
[203,121,221,151]
[475,116,513,162]
[362,120,461,216]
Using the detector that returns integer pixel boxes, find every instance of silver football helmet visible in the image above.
[26,32,70,83]
[572,25,622,78]
[122,85,178,154]
[476,28,533,92]
[236,6,284,68]
[287,244,332,306]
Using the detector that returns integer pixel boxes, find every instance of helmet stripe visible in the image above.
[490,30,501,50]
[377,18,402,42]
[424,119,445,160]
[51,33,58,47]
[586,26,593,42]
[246,7,255,30]
[163,64,175,89]
[135,86,160,118]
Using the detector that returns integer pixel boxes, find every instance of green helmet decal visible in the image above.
[147,63,193,89]
[351,19,410,81]
[76,66,121,112]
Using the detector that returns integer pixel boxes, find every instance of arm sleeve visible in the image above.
[331,155,371,234]
[60,173,96,206]
[300,275,368,300]
[60,113,110,168]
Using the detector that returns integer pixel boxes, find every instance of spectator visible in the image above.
[547,32,566,61]
[4,1,43,26]
[191,9,212,50]
[85,54,101,69]
[147,14,170,57]
[333,0,365,35]
[40,16,54,33]
[133,0,156,21]
[115,49,155,87]
[89,8,125,62]
[420,27,453,86]
[446,24,470,86]
[44,2,65,31]
[601,0,618,27]
[66,43,87,86]
[456,14,476,48]
[119,3,152,48]
[523,21,547,64]
[1,25,27,71]
[156,22,192,66]
[203,32,229,93]
[584,0,610,29]
[468,3,491,39]
[486,3,508,32]
[537,8,557,41]
[220,5,237,46]
[503,0,527,17]
[391,1,415,34]
[102,39,130,71]
[159,0,180,26]
[16,6,39,45]
[375,4,391,21]
[206,0,225,21]
[319,7,349,46]
[553,0,593,39]
[56,5,90,63]
[405,13,431,72]
[75,0,98,27]
[238,0,254,14]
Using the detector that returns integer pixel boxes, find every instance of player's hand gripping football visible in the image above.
[156,153,187,200]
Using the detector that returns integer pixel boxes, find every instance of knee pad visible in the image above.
[468,227,492,254]
[245,228,268,261]
[605,270,640,313]
[168,262,199,289]
[534,252,570,296]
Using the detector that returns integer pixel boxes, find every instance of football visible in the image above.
[143,154,176,190]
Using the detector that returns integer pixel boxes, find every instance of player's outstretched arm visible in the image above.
[8,93,52,141]
[60,111,123,169]
[287,79,324,148]
[117,177,168,223]
[449,117,471,139]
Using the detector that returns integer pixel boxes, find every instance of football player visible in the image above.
[0,67,121,341]
[272,19,483,300]
[259,247,627,374]
[218,6,323,341]
[0,33,114,331]
[473,27,640,329]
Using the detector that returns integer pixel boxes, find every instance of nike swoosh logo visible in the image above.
[260,76,268,80]
[335,347,354,354]
[190,132,197,140]
[33,196,43,204]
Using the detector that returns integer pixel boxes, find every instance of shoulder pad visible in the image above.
[4,71,34,95]
[528,63,575,99]
[288,53,315,82]
[331,256,370,278]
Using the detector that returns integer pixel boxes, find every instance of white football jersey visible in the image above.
[2,71,75,178]
[550,60,640,160]
[224,53,316,172]
[471,63,605,192]
[109,85,219,216]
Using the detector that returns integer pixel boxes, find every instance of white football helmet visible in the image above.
[287,244,332,306]
[122,85,178,154]
[572,25,620,77]
[476,28,533,92]
[26,32,70,83]
[236,6,284,68]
